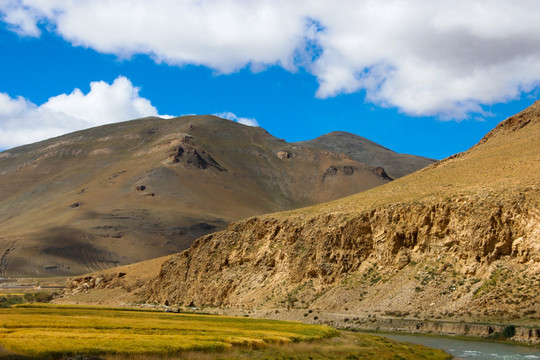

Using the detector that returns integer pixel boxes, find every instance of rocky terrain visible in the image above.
[139,101,539,325]
[296,131,435,179]
[0,115,431,277]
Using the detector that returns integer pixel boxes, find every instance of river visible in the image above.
[379,333,540,359]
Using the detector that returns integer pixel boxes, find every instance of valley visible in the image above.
[1,103,539,358]
[55,101,540,345]
[2,2,539,359]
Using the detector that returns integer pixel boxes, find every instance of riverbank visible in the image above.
[334,316,539,345]
[183,307,540,345]
[378,333,540,360]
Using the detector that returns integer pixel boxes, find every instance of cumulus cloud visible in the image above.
[0,76,162,149]
[3,0,307,73]
[308,1,540,118]
[215,112,259,127]
[2,1,540,118]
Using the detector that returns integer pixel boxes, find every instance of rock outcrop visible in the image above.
[295,131,435,179]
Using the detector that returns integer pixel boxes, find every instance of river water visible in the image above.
[380,333,540,359]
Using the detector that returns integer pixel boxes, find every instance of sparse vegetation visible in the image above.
[474,266,509,297]
[384,311,410,318]
[362,266,382,285]
[488,325,517,340]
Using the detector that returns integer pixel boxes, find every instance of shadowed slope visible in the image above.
[0,116,397,276]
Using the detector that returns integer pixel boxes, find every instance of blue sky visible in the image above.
[1,1,539,159]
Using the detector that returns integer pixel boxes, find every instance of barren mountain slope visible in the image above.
[145,101,539,322]
[0,116,396,276]
[295,131,435,179]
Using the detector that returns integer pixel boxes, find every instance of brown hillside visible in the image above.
[0,116,406,276]
[143,101,539,323]
[295,131,435,179]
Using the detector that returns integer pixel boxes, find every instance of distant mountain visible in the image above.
[0,115,423,277]
[132,101,539,324]
[295,131,435,179]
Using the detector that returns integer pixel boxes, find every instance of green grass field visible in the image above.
[0,304,451,359]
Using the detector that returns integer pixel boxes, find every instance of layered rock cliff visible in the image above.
[147,101,540,325]
[149,191,539,318]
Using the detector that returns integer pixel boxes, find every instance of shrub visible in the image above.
[502,325,516,339]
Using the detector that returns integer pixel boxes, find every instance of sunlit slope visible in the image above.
[0,116,398,276]
[147,101,539,321]
[290,99,539,215]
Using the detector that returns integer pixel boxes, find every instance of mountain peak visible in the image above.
[295,131,435,179]
[480,100,540,144]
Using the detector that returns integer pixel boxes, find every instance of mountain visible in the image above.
[0,115,425,277]
[295,131,435,179]
[134,101,539,323]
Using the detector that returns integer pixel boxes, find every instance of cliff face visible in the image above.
[148,101,540,324]
[149,192,539,318]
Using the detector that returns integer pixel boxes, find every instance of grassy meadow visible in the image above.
[0,304,451,359]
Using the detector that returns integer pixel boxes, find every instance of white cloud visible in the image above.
[2,1,540,119]
[0,76,162,149]
[215,112,259,127]
[307,1,540,118]
[6,0,307,73]
[0,0,41,36]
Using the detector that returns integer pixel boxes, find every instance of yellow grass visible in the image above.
[0,304,452,359]
[0,292,25,296]
[0,304,336,357]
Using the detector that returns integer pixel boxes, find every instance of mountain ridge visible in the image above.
[295,131,435,179]
[0,115,430,276]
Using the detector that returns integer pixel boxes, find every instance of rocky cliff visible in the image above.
[147,101,540,328]
[149,192,539,318]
